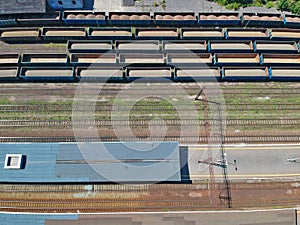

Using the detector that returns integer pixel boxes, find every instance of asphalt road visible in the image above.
[184,144,300,181]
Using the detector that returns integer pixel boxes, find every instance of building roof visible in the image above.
[0,213,77,225]
[0,0,46,14]
[0,142,181,183]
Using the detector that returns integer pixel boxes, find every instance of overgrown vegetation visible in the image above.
[153,0,166,10]
[276,0,300,14]
[209,0,300,14]
[42,43,67,49]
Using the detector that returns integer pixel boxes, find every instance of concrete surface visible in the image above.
[0,209,296,225]
[186,144,300,181]
[46,209,296,225]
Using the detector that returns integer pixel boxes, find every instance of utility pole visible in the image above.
[195,88,236,208]
[195,88,218,207]
[198,152,237,208]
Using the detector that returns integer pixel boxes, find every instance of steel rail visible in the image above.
[0,118,299,127]
[0,135,299,143]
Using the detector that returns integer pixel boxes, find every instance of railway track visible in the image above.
[0,103,299,112]
[0,135,299,143]
[0,118,299,128]
[1,92,298,100]
[0,199,211,212]
[1,201,297,213]
[0,182,299,213]
[0,85,299,95]
[0,184,211,212]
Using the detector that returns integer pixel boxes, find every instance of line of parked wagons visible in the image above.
[0,11,300,28]
[0,11,299,81]
[67,39,300,54]
[1,65,298,81]
[0,53,299,81]
[1,27,300,43]
[1,41,300,66]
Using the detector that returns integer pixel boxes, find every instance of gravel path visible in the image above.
[94,0,281,13]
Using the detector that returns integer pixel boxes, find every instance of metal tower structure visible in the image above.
[195,88,219,207]
[195,88,235,208]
